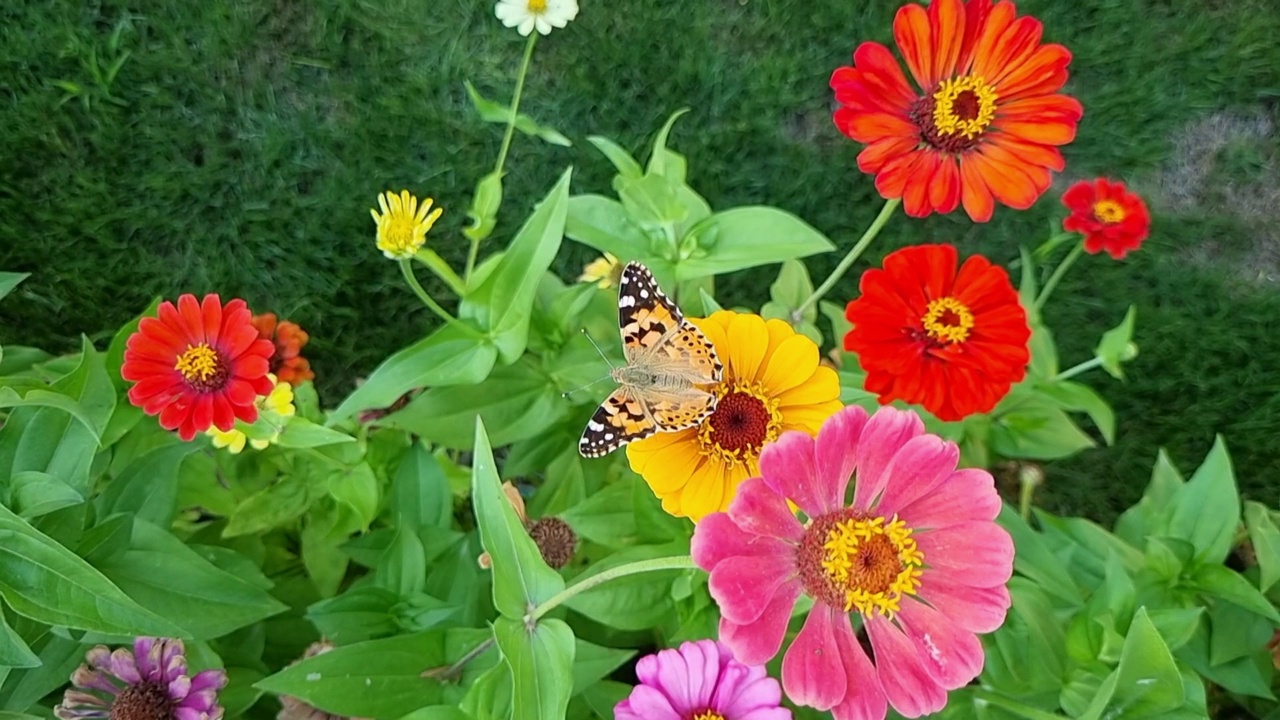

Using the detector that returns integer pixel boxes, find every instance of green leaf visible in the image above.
[563,543,684,630]
[0,503,180,635]
[255,630,463,718]
[96,519,288,639]
[1107,607,1185,718]
[1244,500,1280,591]
[378,526,427,597]
[329,323,498,424]
[996,505,1081,604]
[698,288,724,314]
[560,480,637,550]
[494,616,575,720]
[0,635,86,712]
[104,298,161,393]
[769,259,816,322]
[675,208,835,281]
[991,392,1095,460]
[1114,449,1185,547]
[571,640,634,696]
[223,476,313,538]
[277,417,357,448]
[464,81,572,147]
[586,136,643,179]
[644,108,690,177]
[99,439,202,526]
[307,585,401,643]
[463,170,504,243]
[1034,380,1116,444]
[392,443,453,531]
[1167,435,1239,564]
[0,272,29,302]
[565,195,653,262]
[0,607,39,668]
[380,359,567,449]
[1147,607,1204,652]
[1207,601,1274,667]
[459,662,513,720]
[471,418,565,617]
[1188,564,1280,622]
[461,169,572,363]
[1095,305,1138,380]
[9,470,83,519]
[330,462,381,531]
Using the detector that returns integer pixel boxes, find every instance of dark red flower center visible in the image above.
[910,75,999,154]
[702,390,772,455]
[109,681,173,720]
[795,509,924,616]
[174,343,230,393]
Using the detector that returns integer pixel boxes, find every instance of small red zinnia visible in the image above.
[844,244,1030,421]
[831,0,1083,222]
[251,312,315,387]
[1061,178,1151,259]
[122,294,276,441]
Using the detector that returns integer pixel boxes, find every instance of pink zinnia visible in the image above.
[691,406,1014,720]
[56,637,226,720]
[615,639,791,720]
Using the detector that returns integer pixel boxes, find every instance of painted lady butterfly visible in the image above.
[577,262,724,458]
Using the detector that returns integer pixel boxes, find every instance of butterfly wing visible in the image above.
[577,386,660,458]
[643,386,718,431]
[616,262,722,384]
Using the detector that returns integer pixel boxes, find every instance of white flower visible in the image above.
[494,0,579,36]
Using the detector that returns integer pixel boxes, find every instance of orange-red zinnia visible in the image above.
[844,244,1030,422]
[251,312,315,387]
[1061,178,1151,259]
[831,0,1083,222]
[122,294,276,441]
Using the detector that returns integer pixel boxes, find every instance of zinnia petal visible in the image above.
[782,605,847,711]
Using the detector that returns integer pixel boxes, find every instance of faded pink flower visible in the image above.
[56,638,226,720]
[691,406,1014,720]
[615,639,790,720]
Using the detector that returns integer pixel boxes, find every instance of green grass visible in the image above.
[2,0,1279,521]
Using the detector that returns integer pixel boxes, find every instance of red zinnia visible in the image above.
[831,0,1083,222]
[122,294,276,441]
[251,312,315,387]
[844,244,1030,421]
[1061,178,1151,259]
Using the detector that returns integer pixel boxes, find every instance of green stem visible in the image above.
[529,556,697,622]
[971,689,1070,720]
[1034,241,1084,312]
[464,32,538,282]
[797,198,901,317]
[1018,471,1038,522]
[415,248,467,297]
[1052,356,1103,382]
[399,260,463,329]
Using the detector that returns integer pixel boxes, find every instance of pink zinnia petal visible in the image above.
[107,649,141,684]
[917,576,1011,634]
[727,478,803,542]
[781,605,847,711]
[917,522,1014,587]
[692,513,791,570]
[866,615,948,717]
[897,467,1002,530]
[617,641,788,720]
[871,434,959,517]
[830,617,888,720]
[852,407,925,512]
[758,431,823,518]
[814,405,871,513]
[897,599,985,689]
[720,581,803,665]
[710,552,798,625]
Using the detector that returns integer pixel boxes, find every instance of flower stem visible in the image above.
[422,637,495,683]
[1052,356,1104,382]
[415,248,467,296]
[399,260,464,329]
[1018,470,1039,522]
[797,198,901,317]
[464,32,538,282]
[528,555,697,622]
[1034,241,1084,312]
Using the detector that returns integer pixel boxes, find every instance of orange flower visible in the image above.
[831,0,1083,222]
[844,244,1030,421]
[1061,178,1151,259]
[251,312,315,386]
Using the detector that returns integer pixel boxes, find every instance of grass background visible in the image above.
[2,0,1278,521]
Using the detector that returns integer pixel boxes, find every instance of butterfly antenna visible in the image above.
[579,328,616,370]
[560,375,613,399]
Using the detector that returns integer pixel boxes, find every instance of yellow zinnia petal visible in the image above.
[776,365,841,408]
[726,313,769,385]
[759,334,821,395]
[679,463,727,520]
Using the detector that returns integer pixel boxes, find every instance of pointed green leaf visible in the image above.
[1095,305,1138,380]
[1108,607,1185,717]
[676,208,835,280]
[1243,501,1280,592]
[586,136,642,179]
[0,272,29,302]
[0,607,39,668]
[1188,564,1280,622]
[494,616,575,720]
[1167,435,1239,564]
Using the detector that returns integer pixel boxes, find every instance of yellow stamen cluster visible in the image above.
[371,190,443,260]
[932,75,998,139]
[527,0,548,11]
[1093,199,1127,224]
[921,297,975,344]
[820,515,924,618]
[690,713,726,720]
[175,344,220,382]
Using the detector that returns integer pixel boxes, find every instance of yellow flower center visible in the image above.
[921,297,974,344]
[690,712,725,720]
[931,75,998,140]
[371,191,442,260]
[174,344,228,391]
[696,382,782,467]
[798,511,924,617]
[1093,199,1126,224]
[528,0,548,11]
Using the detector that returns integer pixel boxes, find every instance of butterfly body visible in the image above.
[578,262,723,458]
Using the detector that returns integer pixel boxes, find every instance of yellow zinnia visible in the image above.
[370,190,443,260]
[578,252,624,289]
[205,375,297,454]
[625,310,842,521]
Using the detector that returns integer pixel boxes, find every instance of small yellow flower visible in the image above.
[205,374,297,454]
[578,253,623,289]
[370,190,443,260]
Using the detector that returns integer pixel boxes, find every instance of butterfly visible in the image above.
[577,262,724,458]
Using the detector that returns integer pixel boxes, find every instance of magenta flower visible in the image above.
[691,406,1014,720]
[56,638,227,720]
[615,639,791,720]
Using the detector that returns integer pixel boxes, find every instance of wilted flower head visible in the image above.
[494,0,579,36]
[370,190,443,260]
[56,638,226,720]
[277,642,368,720]
[615,639,790,720]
